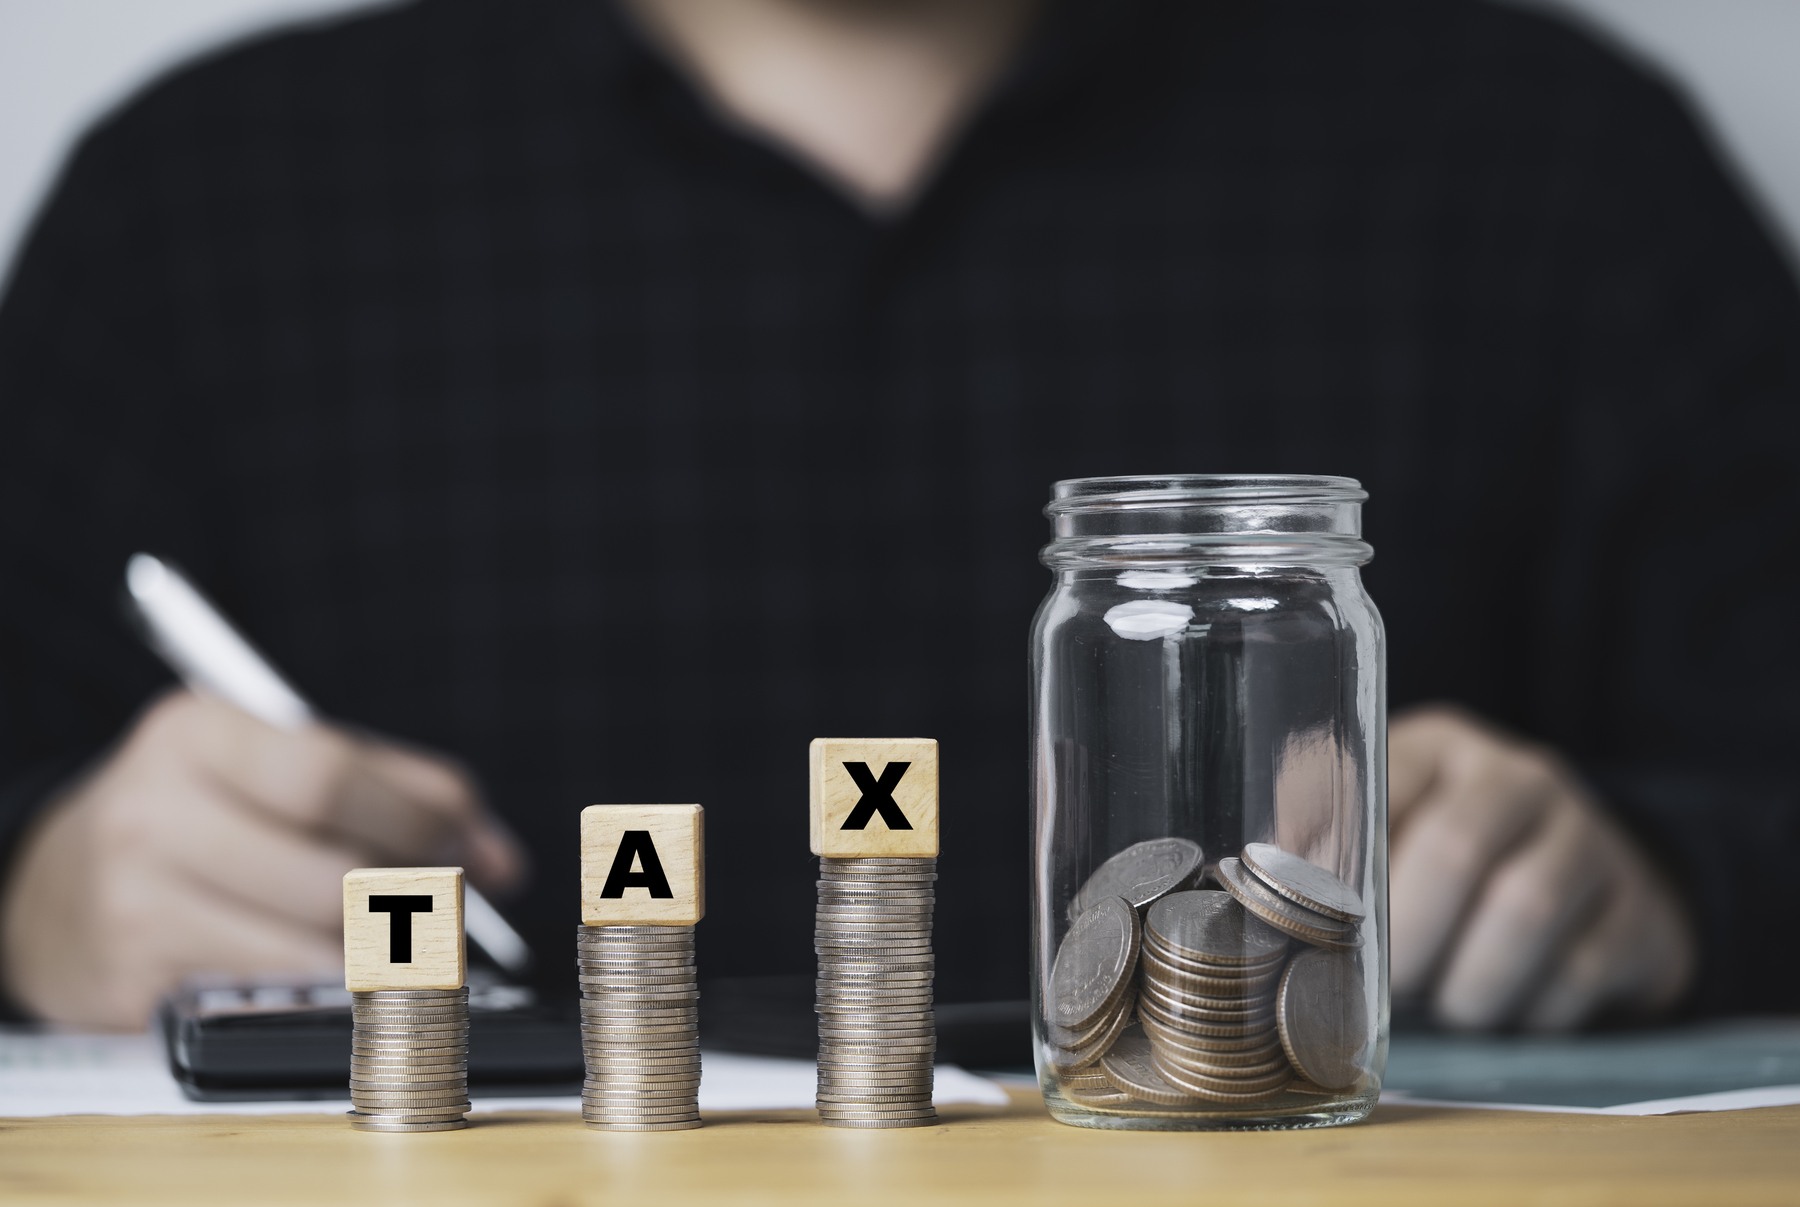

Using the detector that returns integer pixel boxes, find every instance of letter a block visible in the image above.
[343,867,465,991]
[581,805,705,926]
[809,738,939,858]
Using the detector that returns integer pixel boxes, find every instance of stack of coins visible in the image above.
[814,856,937,1128]
[577,924,702,1131]
[349,988,470,1132]
[1048,837,1380,1112]
[1129,890,1293,1103]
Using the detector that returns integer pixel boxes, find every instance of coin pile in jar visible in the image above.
[577,924,703,1131]
[348,987,470,1132]
[814,856,938,1128]
[1047,837,1371,1110]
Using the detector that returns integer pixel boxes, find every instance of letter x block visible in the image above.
[581,805,705,926]
[343,867,465,991]
[809,738,939,858]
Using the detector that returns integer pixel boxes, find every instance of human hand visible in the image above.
[1389,705,1695,1031]
[0,691,524,1028]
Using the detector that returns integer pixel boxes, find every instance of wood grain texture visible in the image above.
[808,738,939,858]
[580,804,705,926]
[341,867,464,991]
[4,1093,1799,1207]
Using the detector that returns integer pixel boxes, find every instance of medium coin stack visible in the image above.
[578,924,702,1131]
[349,988,470,1132]
[814,856,937,1128]
[1131,890,1293,1103]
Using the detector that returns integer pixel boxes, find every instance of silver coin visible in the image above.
[1047,896,1139,1031]
[1072,838,1205,918]
[576,929,694,941]
[353,989,468,1002]
[1216,857,1361,951]
[1151,1055,1292,1103]
[1144,891,1289,965]
[1238,843,1366,922]
[349,1118,468,1132]
[1275,947,1368,1090]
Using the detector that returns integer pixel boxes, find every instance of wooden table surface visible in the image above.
[4,1091,1797,1207]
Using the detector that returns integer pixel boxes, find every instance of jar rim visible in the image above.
[1046,474,1367,516]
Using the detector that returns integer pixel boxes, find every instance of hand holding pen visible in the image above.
[0,557,529,1029]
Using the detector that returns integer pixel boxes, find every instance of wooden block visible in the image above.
[581,805,705,926]
[342,867,465,991]
[809,738,939,858]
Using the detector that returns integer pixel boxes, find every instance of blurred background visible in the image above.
[4,0,1800,284]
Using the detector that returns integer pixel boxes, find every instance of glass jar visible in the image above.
[1029,475,1387,1131]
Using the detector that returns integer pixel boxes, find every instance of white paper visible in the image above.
[1380,1084,1800,1117]
[0,1030,1008,1117]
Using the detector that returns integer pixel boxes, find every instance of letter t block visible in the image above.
[809,738,939,858]
[342,867,465,991]
[581,805,706,926]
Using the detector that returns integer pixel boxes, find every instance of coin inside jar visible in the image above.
[1144,890,1288,965]
[1216,856,1361,950]
[1047,895,1140,1031]
[1096,1029,1200,1107]
[1275,947,1369,1090]
[1071,838,1205,918]
[1239,843,1366,922]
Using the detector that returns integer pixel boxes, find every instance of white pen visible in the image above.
[123,552,532,976]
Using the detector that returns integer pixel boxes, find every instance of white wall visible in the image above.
[1,0,1797,288]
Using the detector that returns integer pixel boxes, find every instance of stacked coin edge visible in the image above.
[578,924,703,1131]
[815,856,938,1128]
[349,987,471,1132]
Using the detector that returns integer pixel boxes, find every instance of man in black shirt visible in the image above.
[0,0,1794,1030]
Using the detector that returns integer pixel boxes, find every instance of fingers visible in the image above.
[1430,804,1611,1029]
[138,692,519,884]
[88,879,345,1028]
[1387,706,1454,825]
[1389,737,1559,999]
[360,742,526,890]
[1519,860,1698,1032]
[162,786,361,933]
[163,880,344,981]
[1517,887,1637,1032]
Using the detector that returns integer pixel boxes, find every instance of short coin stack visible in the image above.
[1217,844,1364,952]
[814,857,937,1128]
[577,924,702,1131]
[349,988,471,1132]
[1045,895,1140,1081]
[1130,891,1292,1103]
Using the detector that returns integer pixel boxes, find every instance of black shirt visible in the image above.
[2,0,1796,1010]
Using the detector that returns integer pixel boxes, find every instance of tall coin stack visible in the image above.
[578,924,703,1131]
[349,988,471,1132]
[814,856,938,1128]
